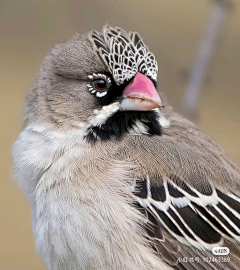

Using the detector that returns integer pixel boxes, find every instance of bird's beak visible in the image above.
[120,72,163,111]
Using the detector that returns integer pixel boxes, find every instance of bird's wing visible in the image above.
[133,173,240,269]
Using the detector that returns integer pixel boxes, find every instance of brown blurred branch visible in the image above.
[182,0,232,121]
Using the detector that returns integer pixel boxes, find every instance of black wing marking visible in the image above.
[133,175,240,250]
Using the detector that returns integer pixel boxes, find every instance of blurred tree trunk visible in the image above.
[182,0,231,121]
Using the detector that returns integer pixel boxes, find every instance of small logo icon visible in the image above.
[212,247,229,255]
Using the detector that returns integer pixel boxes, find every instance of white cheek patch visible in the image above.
[152,108,170,128]
[91,102,121,126]
[75,103,121,136]
[159,116,170,128]
[82,102,121,137]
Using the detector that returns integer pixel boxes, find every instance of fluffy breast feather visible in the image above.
[12,125,170,270]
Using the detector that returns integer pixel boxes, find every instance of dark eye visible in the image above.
[93,79,107,91]
[87,74,111,98]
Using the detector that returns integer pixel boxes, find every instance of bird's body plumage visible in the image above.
[12,25,240,270]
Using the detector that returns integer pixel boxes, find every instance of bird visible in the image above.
[12,24,240,270]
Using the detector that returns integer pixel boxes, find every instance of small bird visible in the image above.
[12,25,240,270]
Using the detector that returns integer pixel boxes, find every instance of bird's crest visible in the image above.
[88,24,158,85]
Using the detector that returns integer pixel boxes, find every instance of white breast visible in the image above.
[12,125,170,270]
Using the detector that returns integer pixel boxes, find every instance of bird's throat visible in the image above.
[84,110,162,143]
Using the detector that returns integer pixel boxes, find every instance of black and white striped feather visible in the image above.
[88,25,158,85]
[133,174,240,251]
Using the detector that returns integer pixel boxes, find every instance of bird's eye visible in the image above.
[87,73,111,98]
[93,79,106,91]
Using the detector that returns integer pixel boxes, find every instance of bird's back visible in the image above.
[116,111,240,269]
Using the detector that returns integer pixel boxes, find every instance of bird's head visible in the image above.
[25,25,166,142]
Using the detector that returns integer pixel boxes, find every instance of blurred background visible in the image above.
[1,0,240,269]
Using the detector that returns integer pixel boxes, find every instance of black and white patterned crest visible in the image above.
[88,25,158,85]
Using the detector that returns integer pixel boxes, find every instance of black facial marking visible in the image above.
[85,110,162,143]
[94,78,131,107]
[96,85,123,106]
[91,72,157,107]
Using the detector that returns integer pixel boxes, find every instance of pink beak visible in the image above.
[121,72,163,111]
